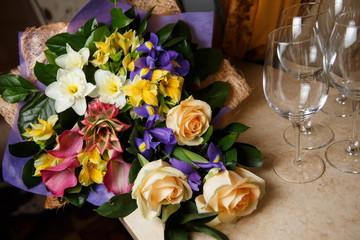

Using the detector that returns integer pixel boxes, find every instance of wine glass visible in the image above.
[279,2,335,150]
[263,25,328,183]
[325,10,360,174]
[320,0,360,117]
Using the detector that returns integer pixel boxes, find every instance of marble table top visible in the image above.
[120,60,360,240]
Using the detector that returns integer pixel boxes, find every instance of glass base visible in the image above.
[283,122,334,150]
[321,90,352,117]
[325,140,360,174]
[273,151,325,183]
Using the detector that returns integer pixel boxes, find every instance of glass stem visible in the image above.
[292,121,302,165]
[347,100,360,154]
[301,118,313,133]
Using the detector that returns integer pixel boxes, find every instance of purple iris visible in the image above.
[134,131,159,160]
[169,158,201,191]
[134,104,157,118]
[130,33,190,80]
[157,50,190,77]
[195,143,226,171]
[134,112,177,160]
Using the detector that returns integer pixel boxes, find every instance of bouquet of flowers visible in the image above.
[1,0,265,239]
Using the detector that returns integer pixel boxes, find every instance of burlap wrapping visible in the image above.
[0,0,250,209]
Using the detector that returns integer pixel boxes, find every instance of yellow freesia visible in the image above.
[78,148,107,186]
[34,153,65,177]
[90,34,115,67]
[24,115,58,142]
[122,75,158,107]
[152,69,184,103]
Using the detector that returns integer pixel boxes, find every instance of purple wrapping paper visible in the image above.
[2,0,214,206]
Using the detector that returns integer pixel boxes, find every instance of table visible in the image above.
[120,60,360,240]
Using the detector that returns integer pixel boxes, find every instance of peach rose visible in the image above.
[166,96,211,146]
[131,160,193,219]
[195,168,265,226]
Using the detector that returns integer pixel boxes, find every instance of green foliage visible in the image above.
[195,48,223,81]
[156,23,175,45]
[234,142,263,167]
[9,141,40,158]
[110,8,134,29]
[76,18,99,38]
[17,94,56,135]
[0,74,36,103]
[22,158,42,189]
[85,25,111,54]
[95,193,137,218]
[64,187,90,208]
[195,81,229,111]
[45,33,87,55]
[34,62,59,86]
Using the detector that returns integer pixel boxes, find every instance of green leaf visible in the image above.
[187,224,229,240]
[156,23,175,45]
[45,33,86,56]
[110,8,134,29]
[76,17,98,38]
[217,132,238,151]
[195,81,229,110]
[44,49,58,65]
[58,107,79,132]
[64,187,90,208]
[34,62,59,86]
[22,158,42,189]
[0,74,35,94]
[163,36,186,48]
[137,153,149,166]
[9,141,40,158]
[201,125,213,144]
[129,158,141,184]
[173,39,194,66]
[172,20,192,42]
[223,148,237,170]
[138,7,155,35]
[124,6,136,18]
[173,147,207,168]
[95,193,137,218]
[85,25,111,54]
[2,87,30,103]
[165,219,188,240]
[220,122,250,134]
[195,48,223,81]
[17,94,56,135]
[234,142,263,167]
[180,212,218,224]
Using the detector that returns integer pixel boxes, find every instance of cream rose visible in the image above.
[195,168,265,226]
[166,96,211,146]
[132,160,193,220]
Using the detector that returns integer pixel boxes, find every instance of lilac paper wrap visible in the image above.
[2,0,214,206]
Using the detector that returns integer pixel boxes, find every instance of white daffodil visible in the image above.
[55,43,90,70]
[45,68,96,115]
[91,69,130,109]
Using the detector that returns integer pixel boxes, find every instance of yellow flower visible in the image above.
[115,30,141,55]
[90,34,115,67]
[24,115,58,142]
[122,53,139,72]
[78,148,107,186]
[122,75,158,106]
[152,69,184,103]
[34,153,65,177]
